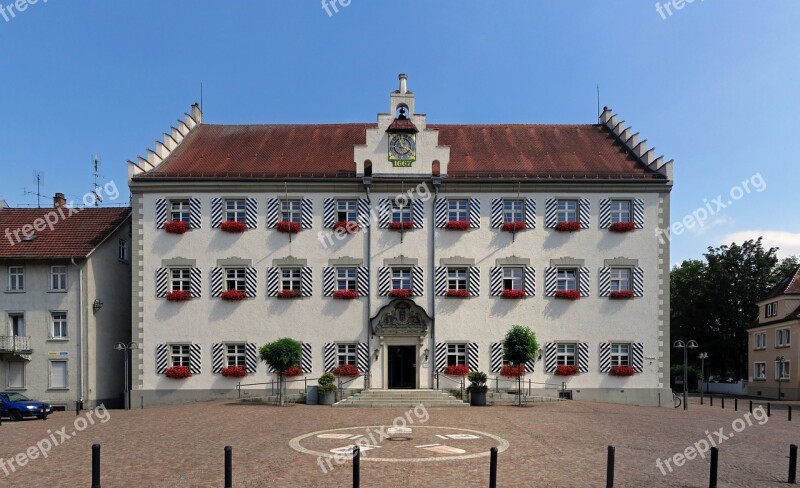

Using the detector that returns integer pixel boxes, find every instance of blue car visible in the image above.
[0,392,51,421]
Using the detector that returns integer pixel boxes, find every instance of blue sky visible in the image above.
[0,1,797,264]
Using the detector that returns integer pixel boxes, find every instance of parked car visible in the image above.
[0,392,52,421]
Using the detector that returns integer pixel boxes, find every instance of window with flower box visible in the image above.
[338,344,357,366]
[557,200,578,223]
[610,200,632,223]
[777,328,791,348]
[610,268,631,292]
[171,344,191,367]
[391,200,412,224]
[337,200,358,223]
[447,344,467,366]
[448,268,468,291]
[226,344,246,368]
[225,268,246,292]
[171,269,191,292]
[610,344,630,366]
[449,200,468,223]
[503,200,523,223]
[503,268,522,291]
[170,200,191,223]
[557,269,577,291]
[754,362,766,380]
[337,268,357,291]
[225,200,246,222]
[556,344,576,366]
[754,332,767,350]
[392,268,412,291]
[281,200,302,223]
[281,268,302,292]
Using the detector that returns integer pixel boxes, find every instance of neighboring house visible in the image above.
[0,196,131,408]
[748,266,800,399]
[128,74,674,407]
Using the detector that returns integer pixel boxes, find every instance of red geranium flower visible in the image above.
[555,365,579,376]
[502,289,526,299]
[166,290,191,302]
[444,365,470,376]
[389,289,413,298]
[333,290,358,300]
[446,221,471,231]
[389,222,414,230]
[165,366,192,379]
[501,222,526,232]
[333,221,361,234]
[221,221,247,233]
[501,365,526,377]
[609,365,636,377]
[283,366,303,377]
[609,290,634,299]
[331,364,360,377]
[276,221,301,233]
[164,221,189,234]
[222,290,246,301]
[609,222,636,233]
[554,290,580,300]
[555,221,581,232]
[446,289,469,298]
[221,366,247,378]
[278,290,300,299]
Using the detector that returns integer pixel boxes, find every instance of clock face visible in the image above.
[388,133,416,165]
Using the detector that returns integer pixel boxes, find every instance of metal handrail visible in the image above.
[434,372,466,399]
[236,376,319,399]
[488,375,565,395]
[336,374,364,402]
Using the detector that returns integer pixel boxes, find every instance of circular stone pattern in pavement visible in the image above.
[289,426,509,463]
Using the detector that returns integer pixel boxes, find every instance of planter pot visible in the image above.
[470,391,487,406]
[319,391,336,405]
[306,386,319,405]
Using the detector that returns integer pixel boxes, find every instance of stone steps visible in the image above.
[332,389,469,408]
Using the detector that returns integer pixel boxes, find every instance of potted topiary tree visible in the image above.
[467,371,488,406]
[259,338,302,406]
[318,372,337,405]
[503,325,539,407]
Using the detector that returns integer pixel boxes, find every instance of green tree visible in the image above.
[259,338,302,405]
[503,325,538,406]
[771,256,800,287]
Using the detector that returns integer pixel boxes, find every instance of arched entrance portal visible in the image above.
[370,299,433,389]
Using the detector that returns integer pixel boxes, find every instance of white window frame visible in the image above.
[169,200,191,223]
[281,268,302,291]
[50,311,68,340]
[7,361,25,389]
[502,200,523,223]
[8,266,24,291]
[225,199,246,222]
[502,267,522,291]
[610,268,631,292]
[51,265,67,291]
[448,268,468,291]
[48,360,68,390]
[556,200,578,223]
[280,200,302,223]
[777,328,791,348]
[446,344,467,366]
[610,200,632,223]
[225,268,246,292]
[336,200,358,223]
[754,362,766,380]
[448,200,468,223]
[754,332,767,350]
[557,268,577,291]
[777,360,791,381]
[337,344,357,366]
[170,344,191,368]
[391,199,411,223]
[391,268,412,291]
[766,302,778,318]
[9,313,25,337]
[225,344,246,368]
[556,343,576,366]
[170,268,191,292]
[336,268,357,291]
[610,343,630,366]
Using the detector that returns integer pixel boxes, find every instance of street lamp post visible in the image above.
[777,355,786,401]
[673,340,699,410]
[115,342,138,410]
[698,353,709,405]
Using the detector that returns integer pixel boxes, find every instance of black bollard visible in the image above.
[224,446,232,488]
[735,398,738,411]
[768,403,771,417]
[710,396,713,407]
[353,446,360,488]
[749,400,753,413]
[709,447,719,488]
[489,447,498,488]
[607,446,615,488]
[721,397,725,409]
[92,444,101,488]
[790,444,798,484]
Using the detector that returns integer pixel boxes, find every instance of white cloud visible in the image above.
[719,230,800,258]
[684,215,734,235]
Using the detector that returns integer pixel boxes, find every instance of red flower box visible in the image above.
[444,364,470,377]
[333,221,361,234]
[221,366,247,378]
[164,221,189,234]
[276,221,301,233]
[609,222,636,233]
[609,290,634,300]
[446,221,471,231]
[501,365,526,377]
[166,290,191,302]
[220,221,247,233]
[502,289,526,299]
[609,365,636,377]
[555,221,581,232]
[555,365,579,376]
[446,289,469,298]
[332,364,361,376]
[283,366,303,377]
[165,366,192,379]
[277,290,300,299]
[389,222,414,230]
[554,290,580,300]
[222,290,246,301]
[333,290,358,300]
[389,289,413,298]
[501,222,526,232]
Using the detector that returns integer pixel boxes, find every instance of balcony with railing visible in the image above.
[0,336,32,354]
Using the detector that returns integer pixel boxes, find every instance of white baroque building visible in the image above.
[128,75,674,407]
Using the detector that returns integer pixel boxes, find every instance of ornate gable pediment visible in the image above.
[371,299,432,337]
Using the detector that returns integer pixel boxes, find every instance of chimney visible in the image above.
[399,74,408,94]
[53,193,66,208]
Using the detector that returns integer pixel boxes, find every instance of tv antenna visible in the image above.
[23,171,45,208]
[91,155,103,207]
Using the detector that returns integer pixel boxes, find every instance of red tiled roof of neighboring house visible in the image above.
[0,207,130,260]
[764,266,800,299]
[132,123,662,181]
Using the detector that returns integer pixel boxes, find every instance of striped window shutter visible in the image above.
[322,267,335,297]
[633,199,644,229]
[578,198,591,229]
[300,198,313,229]
[189,344,202,375]
[599,343,612,373]
[377,199,391,228]
[300,342,313,373]
[357,267,369,297]
[265,268,280,297]
[577,342,589,373]
[357,198,370,226]
[468,267,481,297]
[631,343,644,373]
[489,267,503,296]
[469,198,481,228]
[467,343,479,371]
[300,267,313,297]
[246,343,259,374]
[525,358,536,373]
[524,199,536,229]
[544,343,557,373]
[323,343,337,372]
[245,268,258,298]
[190,268,202,298]
[265,198,279,229]
[378,267,391,296]
[357,343,370,373]
[490,343,503,373]
[632,267,644,297]
[599,199,611,229]
[544,199,558,228]
[524,267,535,297]
[211,267,223,297]
[434,343,447,372]
[544,267,557,297]
[155,344,169,374]
[599,267,611,297]
[578,267,590,297]
[155,199,168,229]
[434,198,448,228]
[156,268,169,298]
[434,267,448,296]
[411,199,424,229]
[245,198,258,229]
[211,198,223,228]
[211,343,224,374]
[189,198,202,229]
[490,199,503,228]
[323,198,336,228]
[411,266,424,296]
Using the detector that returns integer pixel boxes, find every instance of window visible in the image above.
[225,199,246,222]
[9,314,25,337]
[391,199,411,223]
[777,328,791,347]
[448,200,468,222]
[754,332,767,350]
[610,268,631,292]
[766,302,779,318]
[503,200,523,223]
[51,312,68,339]
[447,344,467,366]
[610,200,632,223]
[7,361,25,389]
[777,360,791,381]
[448,268,468,291]
[556,344,576,366]
[118,239,129,262]
[337,344,357,366]
[503,268,522,291]
[170,269,191,292]
[754,362,766,380]
[337,200,358,223]
[170,344,191,367]
[281,268,302,291]
[51,266,67,291]
[170,200,191,223]
[281,200,302,223]
[610,344,630,366]
[49,361,68,389]
[556,200,578,223]
[336,268,357,291]
[226,344,246,368]
[392,268,412,291]
[8,266,24,291]
[225,268,246,292]
[557,269,577,291]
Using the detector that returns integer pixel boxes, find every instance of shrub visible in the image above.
[501,222,526,232]
[555,365,579,376]
[446,220,471,231]
[555,221,581,232]
[333,290,358,300]
[166,290,191,302]
[444,364,470,376]
[331,364,361,377]
[501,365,526,377]
[222,290,246,301]
[165,366,191,379]
[502,289,526,299]
[609,365,636,376]
[554,290,580,300]
[446,289,469,298]
[609,290,634,299]
[221,366,247,378]
[466,371,488,394]
[318,372,337,393]
[609,222,636,233]
[283,366,303,377]
[164,221,189,234]
[276,221,301,233]
[220,221,247,233]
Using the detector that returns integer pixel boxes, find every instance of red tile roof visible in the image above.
[0,207,130,260]
[133,123,662,181]
[764,266,800,299]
